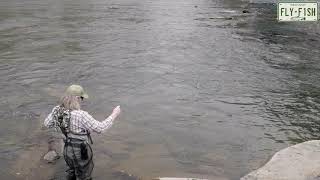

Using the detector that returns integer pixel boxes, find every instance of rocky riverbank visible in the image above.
[242,140,320,180]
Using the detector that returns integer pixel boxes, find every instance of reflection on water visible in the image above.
[0,0,320,179]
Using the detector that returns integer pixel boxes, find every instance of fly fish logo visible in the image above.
[278,2,318,21]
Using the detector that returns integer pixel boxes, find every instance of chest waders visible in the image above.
[53,106,94,180]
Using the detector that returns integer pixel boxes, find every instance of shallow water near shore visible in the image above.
[0,0,320,179]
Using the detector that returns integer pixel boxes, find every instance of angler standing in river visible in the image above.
[44,84,121,180]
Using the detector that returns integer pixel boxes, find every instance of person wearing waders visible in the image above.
[44,85,121,180]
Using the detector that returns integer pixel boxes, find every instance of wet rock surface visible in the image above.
[43,150,60,163]
[241,141,320,180]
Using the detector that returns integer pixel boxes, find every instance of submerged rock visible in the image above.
[242,10,250,13]
[241,140,320,180]
[110,170,140,180]
[43,150,60,163]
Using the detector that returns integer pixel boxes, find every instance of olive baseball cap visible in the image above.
[65,84,89,99]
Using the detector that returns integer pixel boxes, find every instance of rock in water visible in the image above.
[241,140,320,180]
[43,150,60,163]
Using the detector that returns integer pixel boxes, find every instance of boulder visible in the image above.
[43,150,60,163]
[241,140,320,180]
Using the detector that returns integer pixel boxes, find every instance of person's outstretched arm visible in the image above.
[81,106,121,133]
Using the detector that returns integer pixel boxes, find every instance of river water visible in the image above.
[0,0,320,179]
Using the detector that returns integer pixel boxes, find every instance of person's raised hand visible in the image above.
[111,105,121,119]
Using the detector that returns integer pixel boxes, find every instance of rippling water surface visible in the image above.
[1,0,320,179]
